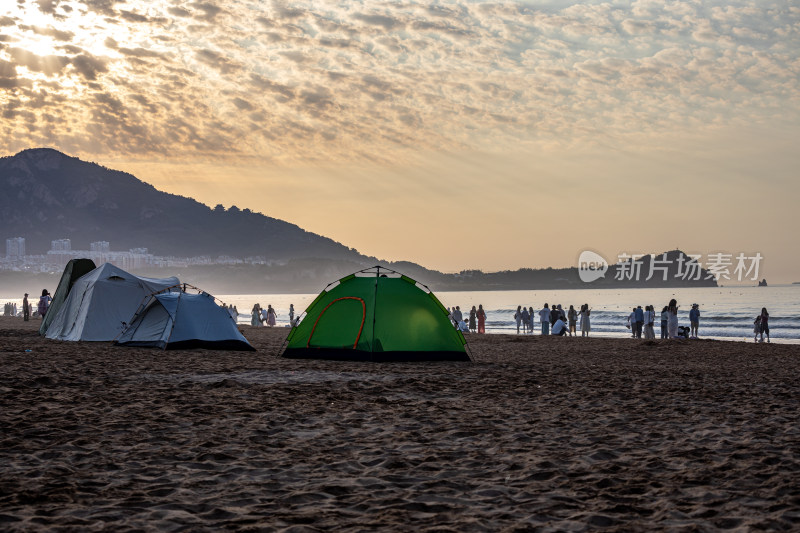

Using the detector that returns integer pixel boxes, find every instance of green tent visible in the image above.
[39,258,96,336]
[282,267,470,362]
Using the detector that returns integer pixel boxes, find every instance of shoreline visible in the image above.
[2,315,796,345]
[0,315,800,346]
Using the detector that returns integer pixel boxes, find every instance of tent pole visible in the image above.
[370,266,380,358]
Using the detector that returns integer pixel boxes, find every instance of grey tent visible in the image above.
[45,263,178,342]
[39,258,96,336]
[115,291,255,351]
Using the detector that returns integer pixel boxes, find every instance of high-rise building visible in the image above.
[90,241,110,253]
[50,239,71,251]
[5,237,25,260]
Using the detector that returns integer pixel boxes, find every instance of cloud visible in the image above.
[0,0,798,164]
[168,6,192,18]
[195,48,242,74]
[118,47,165,59]
[77,0,123,17]
[36,0,61,15]
[7,47,69,76]
[189,2,223,21]
[70,53,107,80]
[25,25,74,41]
[352,13,405,30]
[231,97,253,110]
[119,10,150,23]
[272,4,306,21]
[0,59,16,77]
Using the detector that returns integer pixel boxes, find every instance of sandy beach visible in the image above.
[1,315,799,531]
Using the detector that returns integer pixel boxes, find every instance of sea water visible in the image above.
[219,285,800,343]
[5,285,797,343]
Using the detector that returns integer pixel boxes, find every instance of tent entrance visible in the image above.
[307,297,366,350]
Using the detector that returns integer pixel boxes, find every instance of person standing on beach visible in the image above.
[689,303,700,339]
[527,306,535,334]
[627,308,636,337]
[667,299,679,339]
[754,314,762,343]
[553,304,564,326]
[759,307,770,343]
[550,305,560,329]
[477,305,486,333]
[266,305,277,327]
[37,289,52,319]
[660,306,669,339]
[469,306,477,333]
[580,304,591,337]
[453,306,463,327]
[539,304,550,335]
[567,305,577,336]
[520,306,530,334]
[251,303,262,326]
[514,306,523,334]
[643,305,655,339]
[22,293,29,321]
[634,305,644,339]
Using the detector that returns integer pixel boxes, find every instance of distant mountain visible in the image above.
[0,148,368,260]
[0,148,717,294]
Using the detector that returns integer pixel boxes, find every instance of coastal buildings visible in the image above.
[1,236,270,273]
[5,237,25,262]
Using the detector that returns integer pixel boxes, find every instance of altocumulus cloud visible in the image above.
[0,0,798,161]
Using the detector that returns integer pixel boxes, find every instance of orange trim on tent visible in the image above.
[307,296,367,349]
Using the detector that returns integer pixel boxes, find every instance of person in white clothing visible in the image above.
[627,308,636,338]
[538,304,551,335]
[552,317,569,336]
[579,304,591,337]
[643,305,656,339]
[667,299,679,338]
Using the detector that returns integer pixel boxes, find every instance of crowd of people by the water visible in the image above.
[446,305,487,334]
[5,290,50,320]
[5,289,776,343]
[247,303,298,328]
[3,301,20,317]
[449,298,773,343]
[503,303,593,337]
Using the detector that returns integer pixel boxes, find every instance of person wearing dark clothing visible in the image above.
[634,305,644,339]
[37,289,52,319]
[759,308,770,343]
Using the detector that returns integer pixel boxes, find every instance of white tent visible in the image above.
[45,263,179,341]
[115,291,254,351]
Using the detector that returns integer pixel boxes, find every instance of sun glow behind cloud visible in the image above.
[2,0,797,162]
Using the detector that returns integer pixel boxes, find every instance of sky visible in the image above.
[1,0,799,281]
